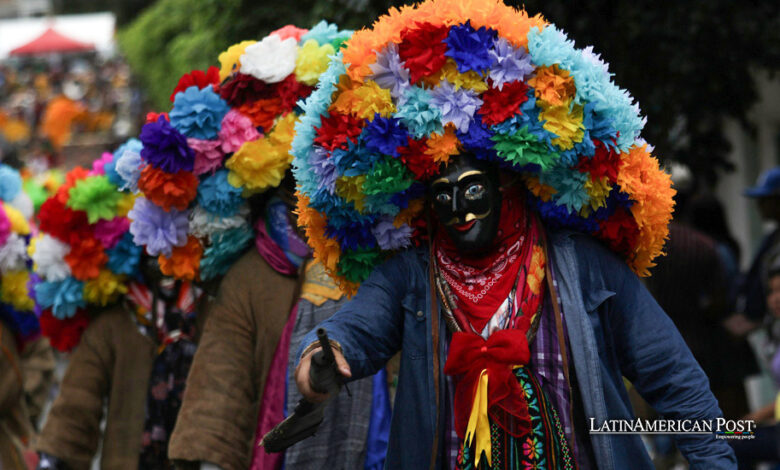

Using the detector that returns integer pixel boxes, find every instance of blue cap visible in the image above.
[745,167,780,198]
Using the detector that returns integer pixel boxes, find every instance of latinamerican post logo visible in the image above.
[588,418,756,440]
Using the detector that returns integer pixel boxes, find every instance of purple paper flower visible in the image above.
[371,216,412,250]
[309,148,338,194]
[429,81,483,133]
[128,197,189,257]
[140,116,195,173]
[361,115,408,157]
[169,86,231,140]
[445,21,497,73]
[489,37,534,90]
[369,43,411,99]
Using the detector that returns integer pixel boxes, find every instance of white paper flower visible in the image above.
[0,233,28,273]
[189,204,250,241]
[239,35,298,83]
[31,234,72,281]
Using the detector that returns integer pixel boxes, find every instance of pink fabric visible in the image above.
[254,218,297,275]
[250,304,299,470]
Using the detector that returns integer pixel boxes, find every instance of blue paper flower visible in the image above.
[34,277,85,319]
[488,37,534,89]
[169,85,230,140]
[114,146,144,192]
[128,197,189,257]
[444,21,496,73]
[199,225,253,281]
[540,165,590,212]
[362,115,409,157]
[396,86,442,139]
[140,116,195,173]
[197,169,244,217]
[369,43,411,99]
[429,81,482,133]
[106,232,143,277]
[0,164,22,202]
[326,218,377,251]
[332,141,381,178]
[0,305,40,339]
[301,20,353,46]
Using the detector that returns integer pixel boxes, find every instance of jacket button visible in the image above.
[416,310,424,318]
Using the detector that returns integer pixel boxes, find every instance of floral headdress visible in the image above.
[31,154,141,351]
[292,0,675,294]
[125,21,352,282]
[0,164,38,347]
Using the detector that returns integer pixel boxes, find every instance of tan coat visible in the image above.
[36,307,156,470]
[0,321,32,470]
[168,249,300,470]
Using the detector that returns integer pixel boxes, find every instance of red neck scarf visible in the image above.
[435,190,547,440]
[434,188,540,332]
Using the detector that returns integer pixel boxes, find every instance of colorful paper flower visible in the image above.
[35,277,85,319]
[218,40,256,81]
[66,175,123,223]
[140,115,195,173]
[158,235,203,282]
[128,197,189,257]
[169,86,231,140]
[170,66,220,102]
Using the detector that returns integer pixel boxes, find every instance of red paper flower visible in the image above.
[577,139,620,183]
[170,66,221,102]
[399,137,440,180]
[237,97,284,132]
[398,23,449,84]
[146,112,169,123]
[39,197,92,243]
[478,80,530,126]
[598,207,639,258]
[39,308,90,352]
[276,75,314,114]
[219,73,274,107]
[313,113,364,151]
[137,165,199,211]
[65,235,108,281]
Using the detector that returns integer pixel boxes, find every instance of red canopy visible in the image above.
[9,27,95,56]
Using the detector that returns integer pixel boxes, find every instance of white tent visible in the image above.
[0,12,115,60]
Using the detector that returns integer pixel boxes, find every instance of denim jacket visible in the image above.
[298,230,737,469]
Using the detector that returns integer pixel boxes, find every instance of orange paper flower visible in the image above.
[158,236,203,281]
[137,165,198,211]
[65,236,108,281]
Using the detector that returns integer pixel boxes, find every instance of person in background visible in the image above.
[735,167,780,334]
[167,23,390,470]
[32,157,206,470]
[730,258,780,468]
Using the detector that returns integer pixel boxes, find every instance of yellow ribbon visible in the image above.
[464,369,491,467]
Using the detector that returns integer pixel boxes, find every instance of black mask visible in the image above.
[140,255,180,302]
[430,153,501,255]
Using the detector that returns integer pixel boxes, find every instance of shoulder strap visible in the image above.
[542,233,578,450]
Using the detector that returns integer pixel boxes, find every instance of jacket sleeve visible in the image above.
[169,265,266,470]
[604,250,737,469]
[296,254,407,379]
[36,317,111,470]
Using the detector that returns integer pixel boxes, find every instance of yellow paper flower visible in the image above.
[268,112,298,148]
[218,40,257,81]
[226,138,292,193]
[116,193,137,217]
[584,176,611,211]
[335,176,367,212]
[83,269,128,306]
[3,205,29,235]
[539,102,585,150]
[0,270,34,311]
[295,39,336,86]
[423,59,488,93]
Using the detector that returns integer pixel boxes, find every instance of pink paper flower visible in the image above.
[271,25,309,42]
[187,138,224,175]
[93,217,131,249]
[218,110,261,154]
[89,152,114,176]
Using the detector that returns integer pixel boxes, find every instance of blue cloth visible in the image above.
[365,369,391,470]
[298,230,737,470]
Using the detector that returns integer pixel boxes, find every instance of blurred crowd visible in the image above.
[0,53,143,171]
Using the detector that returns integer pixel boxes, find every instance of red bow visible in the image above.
[444,329,531,438]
